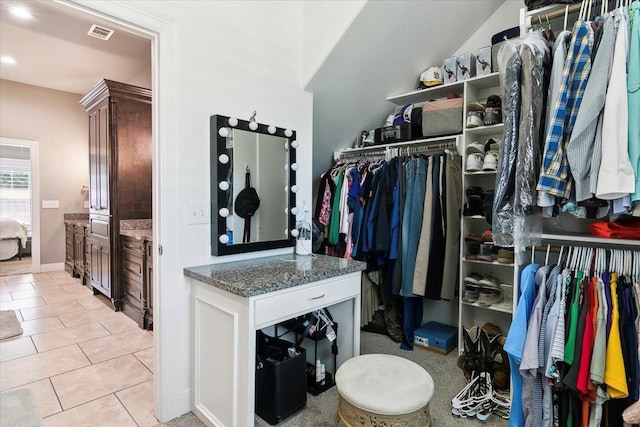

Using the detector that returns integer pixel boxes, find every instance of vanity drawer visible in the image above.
[253,274,360,327]
[122,275,143,308]
[122,257,143,283]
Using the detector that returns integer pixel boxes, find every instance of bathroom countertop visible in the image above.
[184,254,365,297]
[120,229,152,240]
[120,219,152,240]
[64,219,89,227]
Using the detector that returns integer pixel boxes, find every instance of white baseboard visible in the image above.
[39,263,65,272]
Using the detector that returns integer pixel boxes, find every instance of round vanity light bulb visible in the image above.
[228,117,238,127]
[218,154,230,164]
[291,185,299,193]
[267,125,276,134]
[219,208,229,217]
[291,163,299,171]
[218,181,230,191]
[249,121,258,131]
[284,164,289,171]
[284,186,289,192]
[219,234,229,244]
[291,140,299,149]
[284,129,293,137]
[284,208,289,214]
[291,207,299,215]
[284,229,289,236]
[291,229,299,238]
[218,127,229,138]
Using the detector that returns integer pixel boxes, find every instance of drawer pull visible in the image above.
[309,294,325,301]
[127,264,138,271]
[129,290,141,299]
[126,243,137,249]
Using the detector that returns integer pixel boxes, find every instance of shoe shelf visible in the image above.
[461,300,513,315]
[462,258,515,267]
[458,72,516,377]
[465,123,504,138]
[464,170,497,177]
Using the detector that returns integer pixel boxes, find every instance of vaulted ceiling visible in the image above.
[1,0,508,185]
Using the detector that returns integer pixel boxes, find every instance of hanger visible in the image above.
[531,245,536,264]
[545,244,551,266]
[558,245,565,266]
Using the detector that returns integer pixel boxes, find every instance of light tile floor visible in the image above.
[0,271,156,426]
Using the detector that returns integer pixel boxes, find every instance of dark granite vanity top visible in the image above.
[120,219,152,240]
[63,213,89,227]
[184,254,366,297]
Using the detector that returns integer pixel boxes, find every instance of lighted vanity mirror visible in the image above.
[210,114,296,255]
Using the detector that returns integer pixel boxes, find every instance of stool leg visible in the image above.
[334,411,340,427]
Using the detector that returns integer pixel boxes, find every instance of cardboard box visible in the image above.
[456,53,477,81]
[414,321,457,354]
[476,46,492,75]
[443,56,458,84]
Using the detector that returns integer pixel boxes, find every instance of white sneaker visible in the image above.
[482,151,499,171]
[466,142,485,155]
[466,153,484,172]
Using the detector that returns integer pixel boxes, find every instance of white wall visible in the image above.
[0,79,88,265]
[302,0,366,87]
[455,0,524,55]
[71,0,313,422]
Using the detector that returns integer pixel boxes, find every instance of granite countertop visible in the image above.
[120,219,152,240]
[184,254,366,297]
[64,218,89,227]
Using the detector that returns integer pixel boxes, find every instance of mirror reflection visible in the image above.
[211,115,296,255]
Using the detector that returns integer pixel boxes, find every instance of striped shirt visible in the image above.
[537,21,595,198]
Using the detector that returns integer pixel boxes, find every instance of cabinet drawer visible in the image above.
[253,274,360,327]
[90,217,109,239]
[122,257,143,281]
[122,276,143,308]
[122,238,144,256]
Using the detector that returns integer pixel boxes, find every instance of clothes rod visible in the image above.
[528,3,582,26]
[337,140,457,161]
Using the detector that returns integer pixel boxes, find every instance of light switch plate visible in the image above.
[42,200,59,209]
[187,202,210,225]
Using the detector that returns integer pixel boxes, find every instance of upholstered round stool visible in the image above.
[334,354,434,427]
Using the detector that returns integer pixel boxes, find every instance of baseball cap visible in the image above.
[392,104,413,125]
[419,66,444,88]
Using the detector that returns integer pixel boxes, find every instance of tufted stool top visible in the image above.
[335,354,434,416]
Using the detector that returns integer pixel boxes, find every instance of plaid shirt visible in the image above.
[537,21,594,198]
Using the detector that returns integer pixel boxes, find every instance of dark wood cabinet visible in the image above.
[65,223,74,275]
[120,235,153,329]
[145,240,153,330]
[73,224,89,284]
[80,80,151,308]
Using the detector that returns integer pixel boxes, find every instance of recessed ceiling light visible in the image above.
[0,56,17,64]
[9,6,33,19]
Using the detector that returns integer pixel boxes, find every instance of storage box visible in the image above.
[414,321,458,355]
[456,53,477,81]
[421,97,463,137]
[255,331,307,425]
[443,56,458,84]
[476,46,492,75]
[374,124,412,145]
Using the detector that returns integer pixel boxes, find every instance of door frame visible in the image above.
[54,0,181,421]
[0,137,40,273]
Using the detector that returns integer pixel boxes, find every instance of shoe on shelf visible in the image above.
[463,196,484,216]
[496,248,514,264]
[465,241,481,259]
[481,230,493,243]
[479,273,501,289]
[466,186,484,198]
[464,272,483,284]
[484,95,502,125]
[478,288,503,307]
[465,233,483,243]
[482,151,499,171]
[484,138,500,153]
[466,142,485,155]
[466,153,484,172]
[463,285,480,303]
[482,190,494,225]
[466,101,485,128]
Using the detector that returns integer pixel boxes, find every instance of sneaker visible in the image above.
[466,142,485,154]
[479,273,501,289]
[484,95,502,125]
[466,101,485,128]
[484,138,500,153]
[496,248,514,264]
[463,285,480,303]
[481,230,493,242]
[478,288,503,306]
[466,153,484,172]
[464,272,483,284]
[482,151,499,171]
[466,186,484,198]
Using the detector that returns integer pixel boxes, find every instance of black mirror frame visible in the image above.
[210,114,296,255]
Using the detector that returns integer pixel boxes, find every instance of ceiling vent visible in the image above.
[87,24,114,41]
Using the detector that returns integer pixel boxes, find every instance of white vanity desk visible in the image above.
[184,254,365,427]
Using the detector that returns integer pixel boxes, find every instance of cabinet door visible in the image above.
[65,224,74,274]
[74,227,85,275]
[88,110,99,210]
[90,237,111,297]
[97,102,110,211]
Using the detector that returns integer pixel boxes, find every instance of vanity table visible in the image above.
[184,254,365,427]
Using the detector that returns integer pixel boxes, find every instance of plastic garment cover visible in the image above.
[493,32,548,247]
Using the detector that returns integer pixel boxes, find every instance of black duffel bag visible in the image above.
[525,0,580,11]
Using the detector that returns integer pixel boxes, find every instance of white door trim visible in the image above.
[54,0,181,422]
[0,137,40,274]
